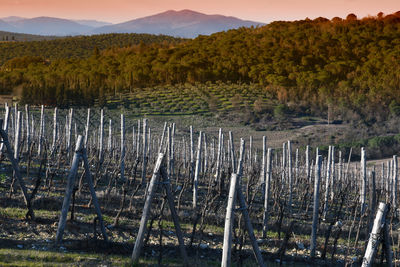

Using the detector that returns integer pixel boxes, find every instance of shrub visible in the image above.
[389,101,400,116]
[273,104,290,119]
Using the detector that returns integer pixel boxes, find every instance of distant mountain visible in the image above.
[0,19,18,33]
[73,19,112,28]
[0,10,264,37]
[1,16,26,23]
[7,17,94,35]
[91,9,264,38]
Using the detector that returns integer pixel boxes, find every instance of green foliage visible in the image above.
[273,104,290,118]
[0,33,183,65]
[319,132,400,160]
[389,101,400,116]
[0,31,61,42]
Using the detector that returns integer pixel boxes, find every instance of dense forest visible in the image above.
[0,31,61,42]
[0,33,183,64]
[1,12,400,120]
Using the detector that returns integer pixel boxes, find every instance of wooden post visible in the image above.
[131,153,164,263]
[120,114,125,182]
[157,122,167,154]
[236,138,245,176]
[306,145,310,182]
[132,125,136,155]
[330,146,335,200]
[235,138,265,267]
[287,140,293,213]
[214,128,222,183]
[81,145,108,243]
[147,127,151,160]
[392,155,397,213]
[170,123,175,179]
[25,105,30,153]
[248,135,253,170]
[0,106,9,153]
[64,115,68,150]
[38,105,44,156]
[262,147,272,238]
[338,150,342,188]
[310,154,322,258]
[51,107,58,154]
[84,108,90,147]
[14,111,21,161]
[13,103,17,136]
[282,142,286,186]
[237,180,266,267]
[67,108,73,155]
[160,166,189,266]
[190,125,194,179]
[361,147,367,216]
[387,161,391,203]
[362,202,388,267]
[260,136,266,198]
[295,148,299,184]
[167,126,172,177]
[229,131,236,173]
[323,145,332,219]
[383,215,393,267]
[141,119,148,185]
[98,109,104,163]
[55,135,83,244]
[107,119,112,151]
[221,172,239,267]
[193,131,202,209]
[203,133,208,173]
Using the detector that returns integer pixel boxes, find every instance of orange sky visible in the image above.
[1,0,399,23]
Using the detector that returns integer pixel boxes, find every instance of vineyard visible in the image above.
[103,83,270,116]
[0,104,398,266]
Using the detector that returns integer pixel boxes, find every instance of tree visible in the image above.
[253,99,267,114]
[331,17,343,23]
[346,13,357,21]
[230,94,243,110]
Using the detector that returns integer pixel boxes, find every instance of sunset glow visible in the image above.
[1,0,399,23]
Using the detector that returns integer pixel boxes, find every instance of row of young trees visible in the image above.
[0,12,399,117]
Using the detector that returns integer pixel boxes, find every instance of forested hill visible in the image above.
[1,12,400,117]
[0,33,183,64]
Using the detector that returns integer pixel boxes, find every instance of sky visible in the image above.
[0,0,399,24]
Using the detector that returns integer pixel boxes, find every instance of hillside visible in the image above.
[92,9,264,38]
[0,12,400,122]
[0,31,60,42]
[0,33,183,64]
[0,16,94,35]
[0,20,18,33]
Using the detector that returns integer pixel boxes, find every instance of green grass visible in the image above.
[0,248,225,266]
[0,248,131,266]
[0,207,58,220]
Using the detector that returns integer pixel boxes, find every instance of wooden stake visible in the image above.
[311,154,322,258]
[362,202,388,267]
[56,136,83,244]
[132,153,164,263]
[193,131,202,209]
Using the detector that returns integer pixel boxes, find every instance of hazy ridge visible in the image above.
[0,10,263,37]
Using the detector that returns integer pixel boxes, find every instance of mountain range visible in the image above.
[0,10,264,38]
